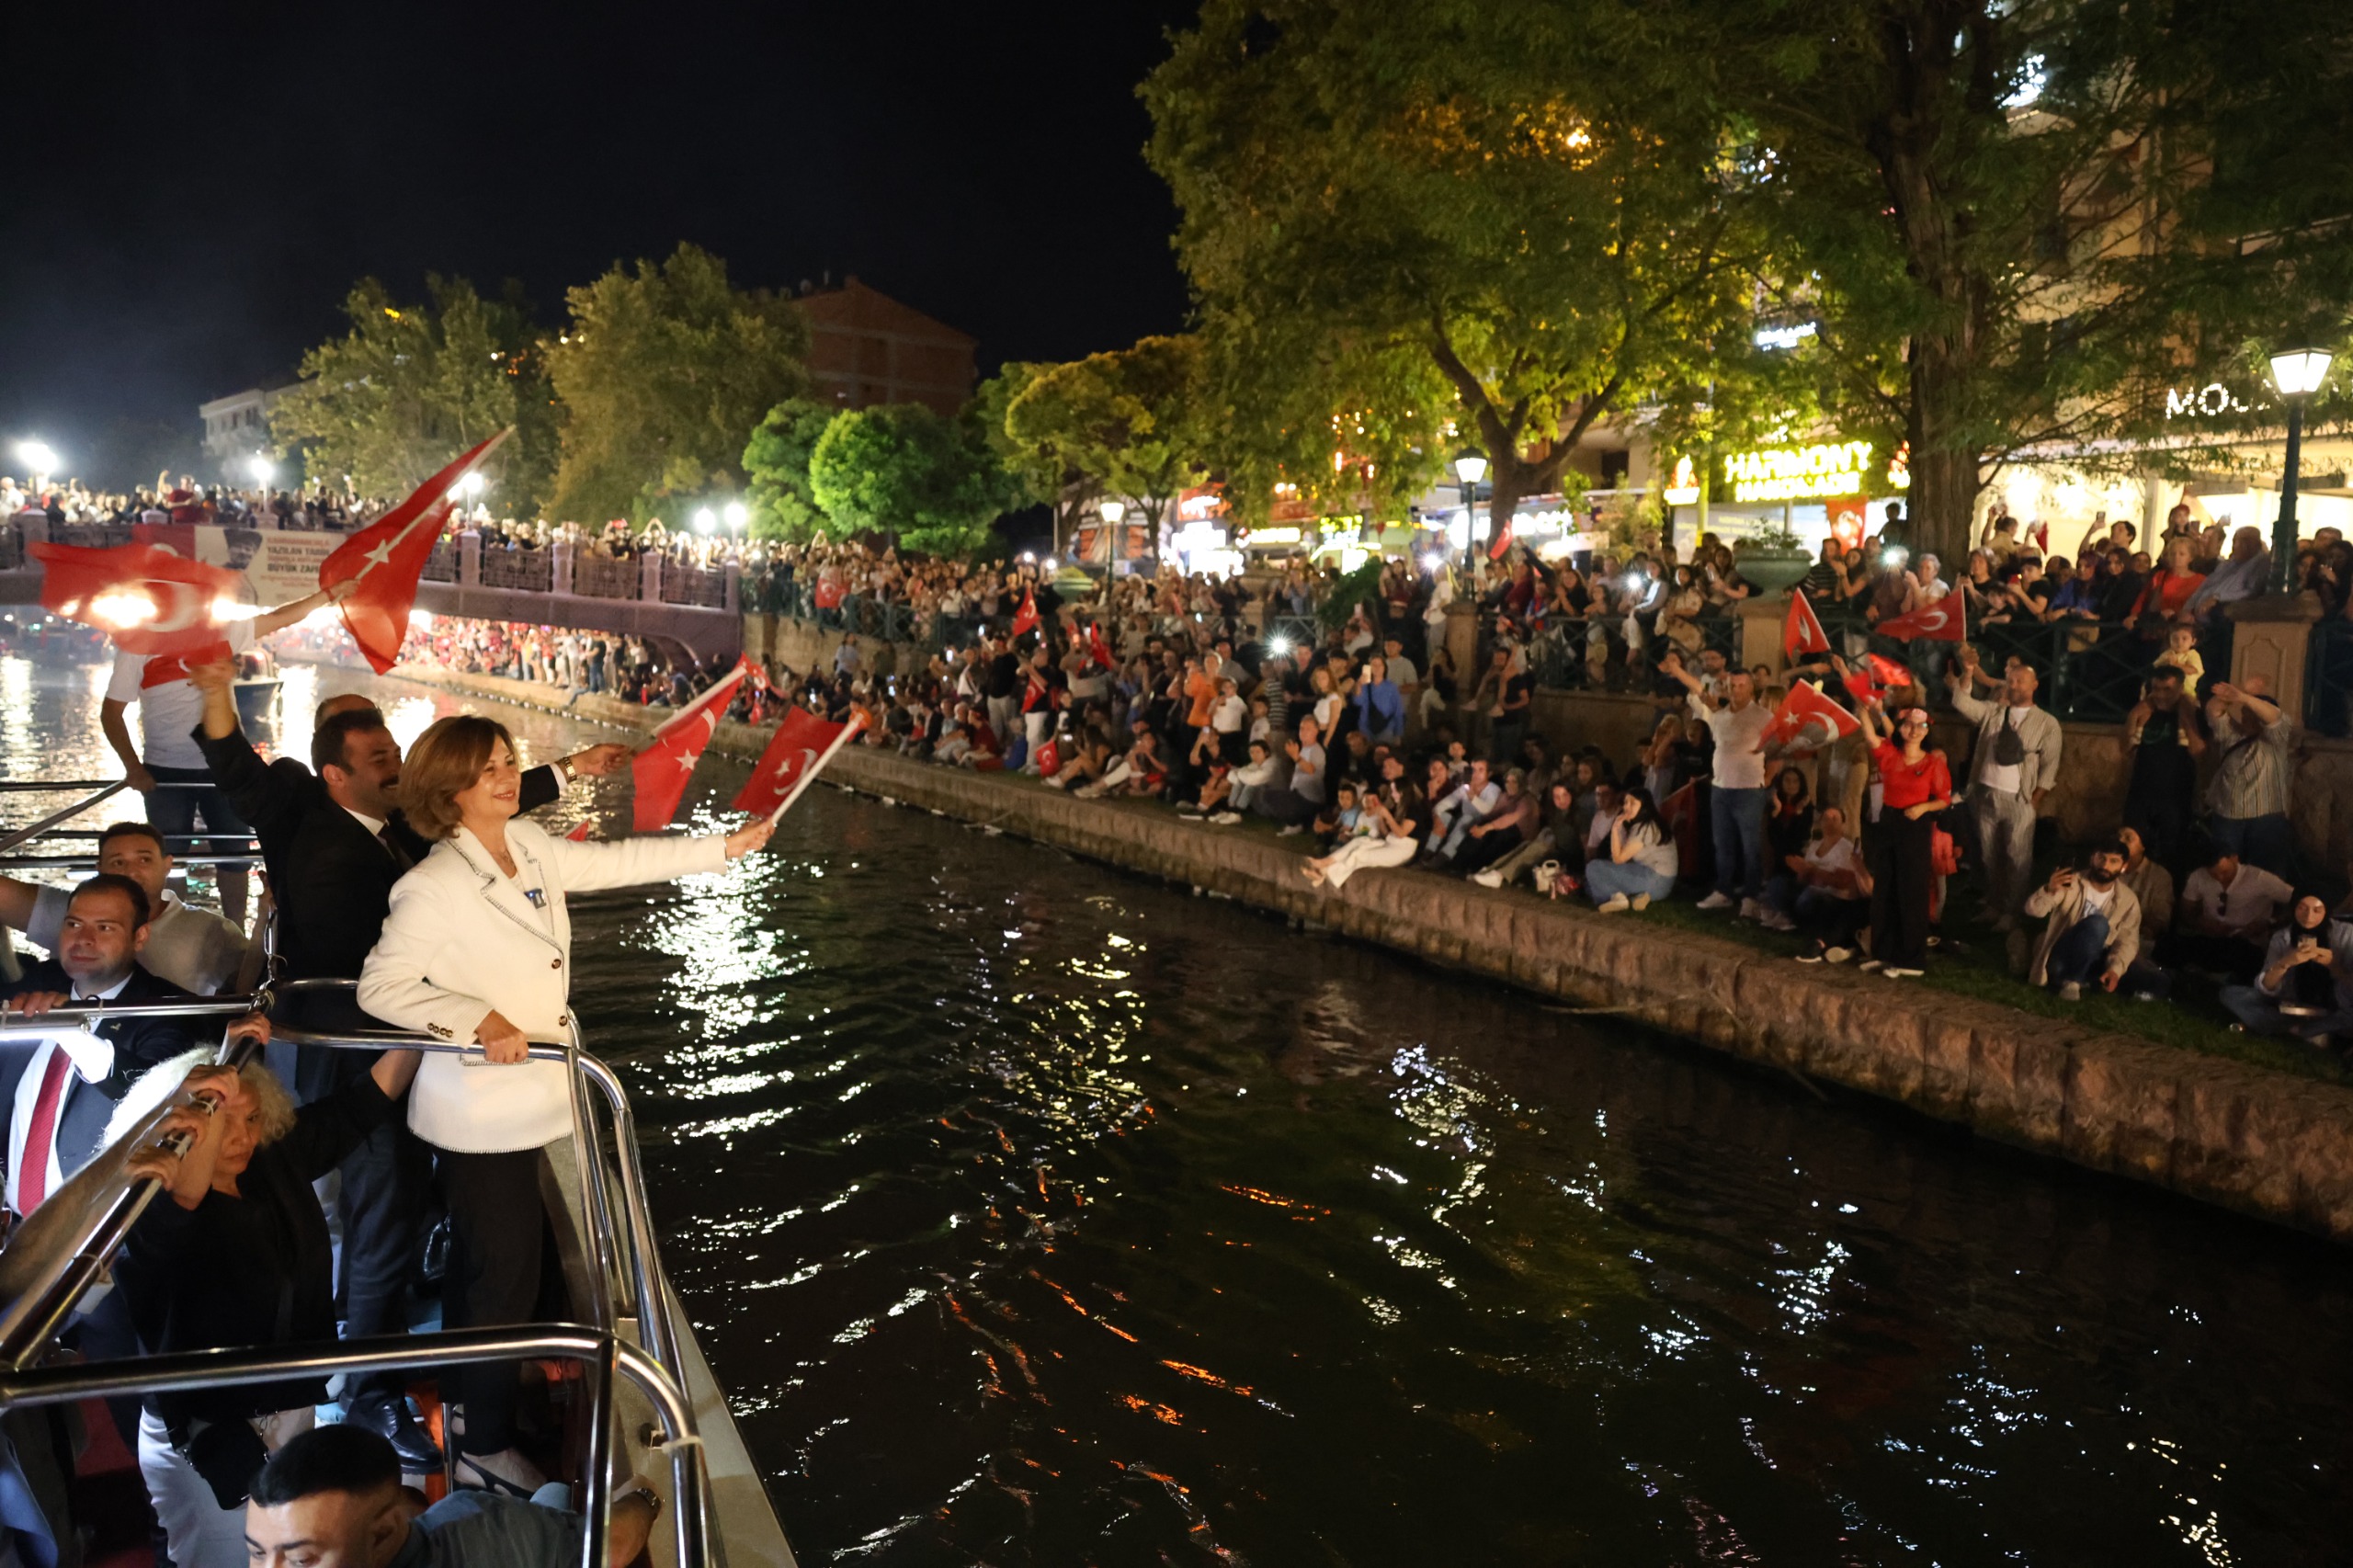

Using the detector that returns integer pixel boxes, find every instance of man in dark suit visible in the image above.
[186,658,625,1469]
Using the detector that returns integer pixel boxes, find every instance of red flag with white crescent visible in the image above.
[28,541,246,657]
[1764,679,1860,750]
[320,430,509,673]
[1875,595,1966,642]
[1011,588,1040,638]
[1086,620,1116,671]
[628,656,755,831]
[733,707,855,818]
[1782,587,1831,661]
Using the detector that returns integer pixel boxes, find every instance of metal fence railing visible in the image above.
[659,563,728,608]
[0,518,19,571]
[571,551,642,600]
[2309,618,2353,739]
[479,544,553,591]
[420,539,459,583]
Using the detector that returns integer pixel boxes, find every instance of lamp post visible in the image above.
[1452,449,1488,568]
[692,506,716,536]
[1098,497,1125,570]
[248,453,274,494]
[722,501,748,537]
[2267,347,2335,594]
[16,441,57,493]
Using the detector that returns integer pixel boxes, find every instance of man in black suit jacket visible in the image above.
[187,658,625,1469]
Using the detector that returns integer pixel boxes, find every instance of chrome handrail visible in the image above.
[0,854,265,870]
[0,781,128,857]
[0,1325,710,1568]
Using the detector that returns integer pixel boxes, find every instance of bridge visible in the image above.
[0,517,742,661]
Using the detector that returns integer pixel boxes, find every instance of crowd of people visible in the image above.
[0,600,744,1563]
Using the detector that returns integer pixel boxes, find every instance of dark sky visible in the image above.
[0,0,1196,483]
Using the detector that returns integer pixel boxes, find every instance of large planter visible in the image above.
[1733,548,1813,595]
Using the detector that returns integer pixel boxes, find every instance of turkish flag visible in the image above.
[629,657,755,831]
[1783,587,1831,661]
[733,707,854,818]
[1086,620,1116,671]
[28,541,246,657]
[1011,589,1040,639]
[1487,515,1514,561]
[1035,738,1062,778]
[1876,595,1965,642]
[321,430,509,672]
[565,821,595,842]
[1765,679,1859,750]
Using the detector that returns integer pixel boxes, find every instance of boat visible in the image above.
[232,676,282,727]
[0,779,798,1568]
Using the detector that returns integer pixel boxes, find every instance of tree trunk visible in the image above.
[1907,341,1981,567]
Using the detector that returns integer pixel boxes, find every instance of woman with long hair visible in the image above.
[359,716,772,1497]
[1586,787,1679,912]
[2221,890,2353,1048]
[1853,698,1950,977]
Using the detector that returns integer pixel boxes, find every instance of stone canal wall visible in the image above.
[384,665,2353,1244]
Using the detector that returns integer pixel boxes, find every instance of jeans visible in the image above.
[2220,985,2353,1041]
[1709,785,1768,900]
[144,765,251,923]
[2210,812,2297,878]
[2043,911,2110,990]
[1586,858,1675,903]
[1765,876,1866,946]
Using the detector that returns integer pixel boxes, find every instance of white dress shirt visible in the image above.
[6,972,127,1215]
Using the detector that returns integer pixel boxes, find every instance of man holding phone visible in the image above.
[2022,840,2143,1000]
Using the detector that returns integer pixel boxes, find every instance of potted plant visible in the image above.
[1731,522,1813,594]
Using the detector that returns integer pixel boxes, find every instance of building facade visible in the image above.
[198,386,293,472]
[790,276,976,417]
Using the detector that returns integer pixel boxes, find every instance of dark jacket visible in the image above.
[0,962,202,1207]
[115,1073,398,1427]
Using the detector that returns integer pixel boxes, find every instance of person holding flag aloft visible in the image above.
[1854,695,1952,978]
[358,716,772,1498]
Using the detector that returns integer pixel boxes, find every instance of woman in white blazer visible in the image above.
[358,714,770,1496]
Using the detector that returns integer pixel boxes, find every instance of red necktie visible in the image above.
[18,1050,72,1214]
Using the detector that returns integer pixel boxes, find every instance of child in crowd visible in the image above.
[2154,623,2205,695]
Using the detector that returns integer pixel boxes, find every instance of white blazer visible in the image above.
[358,819,728,1153]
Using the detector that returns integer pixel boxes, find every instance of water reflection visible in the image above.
[6,652,2353,1565]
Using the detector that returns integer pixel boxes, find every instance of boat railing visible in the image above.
[0,981,719,1567]
[0,777,257,864]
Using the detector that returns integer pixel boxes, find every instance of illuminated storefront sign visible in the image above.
[1663,455,1701,506]
[2165,381,2257,420]
[1722,440,1877,503]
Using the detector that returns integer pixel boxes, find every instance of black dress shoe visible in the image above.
[347,1392,443,1470]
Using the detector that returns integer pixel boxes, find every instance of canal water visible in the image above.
[8,645,2353,1566]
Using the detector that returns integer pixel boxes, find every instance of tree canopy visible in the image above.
[544,243,807,524]
[808,403,1017,558]
[1145,0,1768,531]
[269,275,555,506]
[740,397,838,542]
[1002,335,1211,538]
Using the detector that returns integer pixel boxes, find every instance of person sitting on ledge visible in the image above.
[1586,788,1679,914]
[2164,844,2290,981]
[1302,761,1425,888]
[1770,805,1868,960]
[1451,767,1539,881]
[2221,890,2353,1050]
[2020,840,2143,1002]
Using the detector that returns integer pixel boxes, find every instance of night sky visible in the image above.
[0,0,1196,485]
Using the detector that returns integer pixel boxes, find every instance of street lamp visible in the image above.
[2267,346,2335,593]
[692,506,716,535]
[15,441,57,486]
[249,453,274,492]
[723,501,748,534]
[1452,448,1488,565]
[1098,497,1126,567]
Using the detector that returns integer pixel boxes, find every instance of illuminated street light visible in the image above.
[723,500,748,532]
[1099,498,1126,525]
[16,440,57,480]
[249,453,274,488]
[460,472,487,499]
[1452,449,1488,567]
[2267,345,2336,593]
[693,507,716,535]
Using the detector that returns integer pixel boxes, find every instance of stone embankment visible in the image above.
[388,665,2353,1244]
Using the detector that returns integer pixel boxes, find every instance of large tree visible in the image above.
[1718,0,2353,562]
[809,403,1019,558]
[1145,0,1768,532]
[545,243,807,524]
[270,276,555,506]
[1003,335,1211,542]
[968,362,1076,534]
[740,397,838,542]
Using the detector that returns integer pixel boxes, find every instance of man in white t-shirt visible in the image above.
[1664,653,1775,918]
[2168,847,2291,979]
[98,587,335,927]
[0,822,253,995]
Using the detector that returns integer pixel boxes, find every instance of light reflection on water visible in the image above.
[7,650,2353,1565]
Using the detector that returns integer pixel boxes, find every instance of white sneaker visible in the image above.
[1630,893,1651,911]
[1697,892,1734,912]
[1824,947,1854,965]
[1858,958,1883,972]
[1762,912,1797,932]
[1278,824,1304,837]
[1737,897,1763,921]
[1596,893,1631,914]
[1210,812,1244,825]
[1883,966,1925,979]
[2057,981,2083,1001]
[1471,869,1506,889]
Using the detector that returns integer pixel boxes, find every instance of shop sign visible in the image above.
[1176,485,1227,522]
[1722,439,1878,503]
[2165,381,2256,421]
[1245,526,1303,546]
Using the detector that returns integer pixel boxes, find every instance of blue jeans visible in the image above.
[1710,784,1768,899]
[2044,911,2109,990]
[2210,812,2296,878]
[1586,858,1675,903]
[2221,984,2353,1040]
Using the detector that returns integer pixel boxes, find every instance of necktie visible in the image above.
[379,826,410,871]
[18,1050,73,1214]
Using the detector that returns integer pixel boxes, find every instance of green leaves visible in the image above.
[1002,335,1212,532]
[808,403,1011,557]
[544,244,808,525]
[741,398,837,542]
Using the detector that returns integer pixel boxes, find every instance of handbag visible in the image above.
[182,1417,270,1511]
